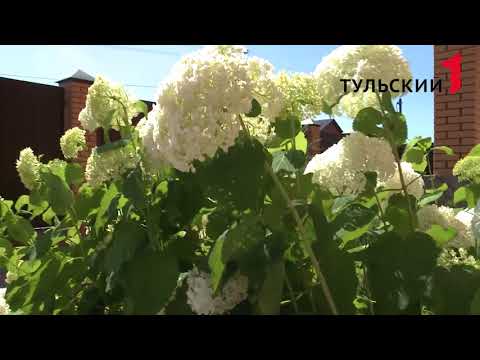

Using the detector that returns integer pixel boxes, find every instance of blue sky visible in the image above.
[0,45,434,138]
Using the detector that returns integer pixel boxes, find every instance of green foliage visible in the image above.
[366,231,440,314]
[122,247,179,315]
[274,115,301,140]
[430,265,480,315]
[3,57,480,316]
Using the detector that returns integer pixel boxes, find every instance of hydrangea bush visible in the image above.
[2,45,480,315]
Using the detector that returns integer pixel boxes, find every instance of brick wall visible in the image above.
[58,76,96,168]
[434,45,479,176]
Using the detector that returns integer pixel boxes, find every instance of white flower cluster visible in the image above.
[417,205,474,248]
[85,144,140,188]
[314,45,412,118]
[60,127,86,160]
[16,147,41,191]
[243,116,275,145]
[139,45,283,172]
[275,71,323,121]
[304,132,396,195]
[5,271,18,285]
[79,76,137,132]
[437,248,480,269]
[185,267,248,315]
[453,156,480,184]
[380,161,425,199]
[0,288,10,315]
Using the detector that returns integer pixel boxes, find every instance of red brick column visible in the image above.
[57,71,97,168]
[434,45,480,176]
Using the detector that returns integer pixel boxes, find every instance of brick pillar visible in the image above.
[434,45,480,176]
[57,70,97,168]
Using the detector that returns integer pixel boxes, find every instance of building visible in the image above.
[302,119,344,159]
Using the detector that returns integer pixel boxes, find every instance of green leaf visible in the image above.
[133,100,149,117]
[6,214,35,244]
[206,208,232,240]
[417,137,433,151]
[309,202,358,314]
[40,171,73,216]
[272,151,296,173]
[6,255,62,313]
[42,207,56,225]
[285,149,306,169]
[433,146,454,156]
[208,234,227,293]
[274,115,301,140]
[454,187,467,206]
[0,237,13,255]
[122,168,146,211]
[426,224,457,247]
[419,183,448,207]
[196,137,267,211]
[332,203,377,245]
[104,221,147,274]
[431,265,480,315]
[262,204,285,232]
[467,144,480,157]
[321,99,334,116]
[353,107,385,138]
[208,215,265,293]
[461,184,480,208]
[74,184,106,220]
[96,139,131,154]
[361,172,378,198]
[470,288,480,314]
[366,231,440,314]
[386,112,408,145]
[19,259,42,275]
[65,163,84,187]
[403,148,427,172]
[28,233,52,260]
[256,260,285,315]
[123,247,179,315]
[384,193,417,235]
[381,92,396,114]
[14,195,30,213]
[245,99,261,118]
[95,183,119,235]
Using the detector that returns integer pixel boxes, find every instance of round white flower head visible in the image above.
[304,132,396,195]
[275,71,323,121]
[85,144,140,188]
[60,127,86,160]
[185,267,248,315]
[417,205,474,248]
[16,147,41,191]
[453,156,480,184]
[380,161,425,199]
[314,45,412,119]
[79,76,137,132]
[5,271,18,285]
[437,247,480,269]
[141,45,282,172]
[136,106,168,172]
[0,288,10,315]
[243,116,275,145]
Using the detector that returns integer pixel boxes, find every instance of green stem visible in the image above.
[375,93,416,232]
[69,206,87,257]
[363,265,375,315]
[374,192,388,229]
[285,274,299,314]
[238,115,338,315]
